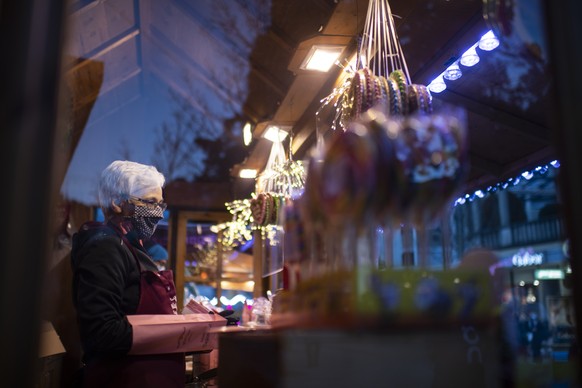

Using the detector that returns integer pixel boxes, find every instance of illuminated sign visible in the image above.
[535,269,565,280]
[511,249,543,267]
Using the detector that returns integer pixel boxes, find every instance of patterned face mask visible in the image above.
[130,205,164,240]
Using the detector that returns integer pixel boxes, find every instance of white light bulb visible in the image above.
[428,75,447,93]
[478,30,500,51]
[460,45,480,67]
[443,62,462,81]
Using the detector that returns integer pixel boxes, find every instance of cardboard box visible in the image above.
[37,321,66,388]
[128,313,226,354]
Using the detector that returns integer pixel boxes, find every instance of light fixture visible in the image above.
[443,61,462,81]
[425,29,499,94]
[460,44,480,67]
[262,125,289,142]
[454,159,561,206]
[427,75,447,93]
[478,30,500,51]
[239,169,257,179]
[243,122,252,146]
[300,45,345,72]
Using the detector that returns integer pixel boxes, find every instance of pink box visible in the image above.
[128,314,226,354]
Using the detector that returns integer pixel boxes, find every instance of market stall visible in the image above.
[5,0,581,386]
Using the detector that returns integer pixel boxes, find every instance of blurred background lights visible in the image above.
[243,122,252,146]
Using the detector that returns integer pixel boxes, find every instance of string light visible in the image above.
[459,44,480,67]
[453,160,559,206]
[478,30,500,51]
[443,61,462,81]
[427,30,499,94]
[427,75,447,93]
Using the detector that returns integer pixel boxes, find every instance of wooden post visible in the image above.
[253,230,264,298]
[174,211,188,309]
[545,0,582,374]
[216,230,223,306]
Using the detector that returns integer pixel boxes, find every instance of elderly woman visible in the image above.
[71,160,184,388]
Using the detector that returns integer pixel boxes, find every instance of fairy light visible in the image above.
[453,160,560,206]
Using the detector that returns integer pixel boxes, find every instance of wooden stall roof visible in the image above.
[66,0,554,207]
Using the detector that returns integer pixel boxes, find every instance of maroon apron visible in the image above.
[83,243,185,388]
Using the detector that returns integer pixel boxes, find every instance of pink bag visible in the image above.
[128,313,226,354]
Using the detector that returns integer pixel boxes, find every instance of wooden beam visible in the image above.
[469,153,504,176]
[253,231,264,298]
[435,90,551,143]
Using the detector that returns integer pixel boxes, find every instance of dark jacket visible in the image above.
[71,222,158,364]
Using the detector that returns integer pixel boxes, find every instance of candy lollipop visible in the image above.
[407,112,468,225]
[318,127,378,227]
[408,116,444,224]
[352,108,398,220]
[301,153,326,227]
[391,118,423,221]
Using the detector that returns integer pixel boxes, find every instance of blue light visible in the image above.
[460,45,480,67]
[426,31,495,93]
[427,75,447,93]
[478,30,500,51]
[454,160,561,208]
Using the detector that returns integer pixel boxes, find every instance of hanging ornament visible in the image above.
[319,0,433,132]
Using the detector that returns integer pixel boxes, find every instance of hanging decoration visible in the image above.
[210,198,253,249]
[213,133,307,250]
[256,133,306,197]
[319,0,432,132]
[253,131,306,229]
[304,0,468,229]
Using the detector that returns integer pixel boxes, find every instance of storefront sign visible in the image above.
[534,269,564,280]
[511,249,543,267]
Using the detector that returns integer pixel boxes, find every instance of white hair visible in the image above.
[98,160,165,214]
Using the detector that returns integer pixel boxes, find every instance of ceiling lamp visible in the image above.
[459,44,480,67]
[443,61,462,81]
[262,125,290,142]
[427,75,447,93]
[300,45,345,72]
[478,30,500,51]
[239,169,257,179]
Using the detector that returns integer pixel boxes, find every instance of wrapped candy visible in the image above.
[302,106,468,228]
[317,127,378,227]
